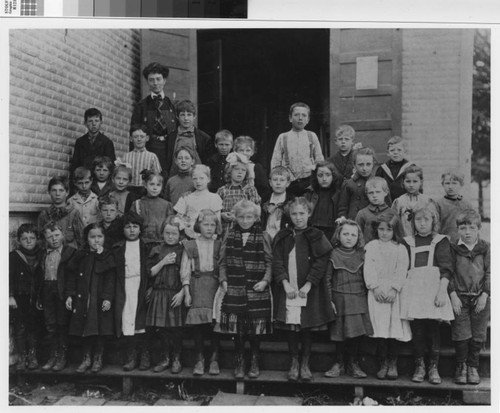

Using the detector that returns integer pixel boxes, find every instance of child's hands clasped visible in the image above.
[373,287,385,303]
[385,288,397,303]
[102,300,111,312]
[475,293,488,314]
[253,280,268,292]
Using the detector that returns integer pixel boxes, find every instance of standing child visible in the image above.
[9,224,43,371]
[273,198,334,382]
[325,219,372,379]
[217,200,273,379]
[234,135,270,199]
[217,153,261,234]
[261,166,293,240]
[99,196,124,249]
[400,204,454,384]
[270,102,324,196]
[164,147,195,206]
[68,167,100,227]
[174,165,222,239]
[113,212,150,371]
[336,147,376,221]
[392,164,437,237]
[38,222,76,372]
[375,136,412,201]
[131,170,174,248]
[305,160,342,241]
[65,223,116,374]
[449,209,489,385]
[435,170,474,243]
[147,215,187,374]
[181,210,223,376]
[327,124,358,182]
[109,165,135,216]
[207,129,234,193]
[364,214,411,380]
[38,176,84,249]
[90,156,114,198]
[355,177,395,243]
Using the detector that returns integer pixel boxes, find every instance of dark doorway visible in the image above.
[197,29,330,169]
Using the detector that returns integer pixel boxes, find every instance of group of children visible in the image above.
[9,101,489,389]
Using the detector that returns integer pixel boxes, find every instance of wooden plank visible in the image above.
[122,377,133,396]
[77,0,94,16]
[109,0,127,17]
[125,0,141,17]
[157,0,174,17]
[62,0,78,16]
[94,0,111,16]
[462,390,490,405]
[141,0,158,17]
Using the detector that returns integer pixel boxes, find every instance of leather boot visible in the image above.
[41,346,57,371]
[76,351,92,374]
[376,358,388,380]
[454,362,467,385]
[348,358,367,378]
[247,352,260,379]
[411,357,425,383]
[386,356,398,380]
[287,356,300,382]
[138,349,151,371]
[428,357,441,385]
[234,353,245,379]
[467,365,480,385]
[171,354,182,374]
[123,346,137,371]
[52,345,68,372]
[27,348,39,370]
[208,351,220,375]
[193,353,205,376]
[300,354,313,382]
[153,354,170,373]
[91,344,104,373]
[324,361,344,378]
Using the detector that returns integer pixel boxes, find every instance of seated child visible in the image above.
[9,224,43,371]
[100,196,124,249]
[67,167,100,227]
[327,124,357,182]
[37,176,84,249]
[435,170,474,243]
[449,209,489,385]
[166,100,213,176]
[375,136,412,201]
[233,135,270,200]
[90,156,114,198]
[355,177,395,243]
[165,147,195,206]
[270,102,324,196]
[261,166,293,240]
[207,129,233,193]
[109,165,135,216]
[38,222,76,372]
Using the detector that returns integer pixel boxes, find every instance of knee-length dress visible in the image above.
[131,196,174,245]
[146,243,187,328]
[180,238,221,325]
[326,246,373,340]
[363,240,412,341]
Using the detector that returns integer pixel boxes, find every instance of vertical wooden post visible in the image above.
[122,377,133,396]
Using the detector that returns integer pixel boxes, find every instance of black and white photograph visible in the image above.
[4,3,494,408]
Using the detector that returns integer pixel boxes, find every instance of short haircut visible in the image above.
[269,166,292,181]
[441,169,465,186]
[92,156,113,172]
[365,176,389,194]
[410,203,440,235]
[17,223,38,240]
[142,62,169,80]
[98,196,119,210]
[84,108,102,121]
[233,199,261,218]
[123,210,144,230]
[174,146,195,160]
[140,169,164,185]
[234,135,256,152]
[335,124,355,140]
[353,146,375,163]
[284,197,313,217]
[160,215,185,236]
[456,209,481,228]
[190,164,211,181]
[83,222,105,244]
[311,160,340,191]
[112,165,133,181]
[371,210,404,244]
[331,219,365,250]
[386,136,407,150]
[223,160,248,184]
[48,176,69,192]
[73,167,92,181]
[193,209,222,235]
[289,102,310,116]
[43,221,63,234]
[176,100,196,116]
[130,124,148,136]
[215,129,233,143]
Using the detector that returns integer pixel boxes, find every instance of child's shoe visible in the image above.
[76,352,92,374]
[324,361,344,378]
[138,350,151,371]
[376,358,388,379]
[193,354,205,376]
[467,366,480,385]
[123,348,137,371]
[41,349,57,371]
[300,354,313,382]
[428,359,441,385]
[411,357,425,383]
[287,356,300,381]
[171,355,183,374]
[454,362,467,385]
[52,346,67,372]
[27,348,39,370]
[153,355,170,373]
[386,357,398,380]
[234,354,245,379]
[91,350,104,373]
[348,359,367,378]
[247,353,260,379]
[208,352,220,375]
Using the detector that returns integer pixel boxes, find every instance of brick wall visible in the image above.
[9,29,141,210]
[401,29,473,200]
